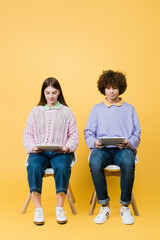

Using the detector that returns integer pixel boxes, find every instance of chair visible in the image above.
[21,153,77,215]
[89,155,139,216]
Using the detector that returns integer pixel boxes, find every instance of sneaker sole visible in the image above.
[122,220,134,225]
[34,221,45,226]
[57,220,67,224]
[94,214,110,224]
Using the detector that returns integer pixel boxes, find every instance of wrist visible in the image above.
[65,147,70,153]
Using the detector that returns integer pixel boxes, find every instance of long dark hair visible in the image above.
[37,77,68,106]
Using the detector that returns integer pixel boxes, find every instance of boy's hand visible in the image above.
[94,140,105,149]
[116,140,130,149]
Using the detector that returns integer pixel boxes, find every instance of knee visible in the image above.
[89,157,103,173]
[27,163,44,176]
[54,162,71,175]
[120,154,135,172]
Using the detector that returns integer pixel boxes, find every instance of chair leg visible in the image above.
[22,186,77,215]
[89,190,97,215]
[67,186,77,215]
[21,193,32,214]
[68,184,76,203]
[90,191,94,204]
[131,193,139,216]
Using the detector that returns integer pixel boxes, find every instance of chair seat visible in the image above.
[105,155,138,171]
[105,165,120,171]
[44,168,54,174]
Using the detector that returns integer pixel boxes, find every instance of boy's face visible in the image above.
[105,86,119,103]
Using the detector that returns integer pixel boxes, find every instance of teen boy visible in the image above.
[84,70,141,225]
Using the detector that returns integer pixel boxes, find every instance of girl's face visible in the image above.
[105,86,120,103]
[44,86,60,107]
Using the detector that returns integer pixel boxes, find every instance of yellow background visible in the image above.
[0,0,160,239]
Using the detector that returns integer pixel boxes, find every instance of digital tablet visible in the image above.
[36,145,63,151]
[98,137,125,146]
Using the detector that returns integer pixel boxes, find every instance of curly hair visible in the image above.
[97,70,127,95]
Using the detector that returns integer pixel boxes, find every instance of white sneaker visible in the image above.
[120,206,134,225]
[94,206,110,224]
[34,207,44,225]
[56,207,67,224]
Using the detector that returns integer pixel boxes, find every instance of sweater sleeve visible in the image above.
[65,111,79,152]
[23,110,36,154]
[128,107,141,150]
[84,107,98,149]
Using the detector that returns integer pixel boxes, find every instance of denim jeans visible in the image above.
[27,152,73,194]
[89,148,135,206]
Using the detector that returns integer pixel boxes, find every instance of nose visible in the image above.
[110,88,114,93]
[49,93,53,98]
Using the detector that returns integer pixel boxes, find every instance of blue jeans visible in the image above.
[27,152,73,194]
[89,148,135,206]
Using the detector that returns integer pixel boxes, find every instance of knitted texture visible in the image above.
[23,105,79,153]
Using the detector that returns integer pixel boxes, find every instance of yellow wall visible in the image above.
[0,0,160,239]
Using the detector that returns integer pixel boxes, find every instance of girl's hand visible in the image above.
[32,146,44,153]
[94,140,105,149]
[55,146,70,154]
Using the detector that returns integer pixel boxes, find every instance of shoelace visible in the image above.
[121,207,131,217]
[57,209,67,217]
[98,207,109,216]
[34,209,42,219]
